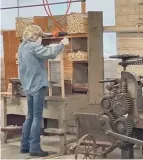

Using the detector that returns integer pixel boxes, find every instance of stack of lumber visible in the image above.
[68,51,88,61]
[16,17,34,37]
[67,13,88,34]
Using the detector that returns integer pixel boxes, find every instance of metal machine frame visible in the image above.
[74,54,143,159]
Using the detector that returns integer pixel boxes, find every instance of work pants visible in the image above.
[21,87,45,152]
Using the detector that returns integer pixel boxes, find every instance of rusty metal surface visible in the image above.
[75,113,111,142]
[106,130,143,146]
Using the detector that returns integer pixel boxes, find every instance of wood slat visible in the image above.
[34,16,48,32]
[3,31,20,90]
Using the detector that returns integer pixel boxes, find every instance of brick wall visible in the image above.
[115,0,143,77]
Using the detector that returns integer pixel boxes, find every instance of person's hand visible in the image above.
[61,38,69,46]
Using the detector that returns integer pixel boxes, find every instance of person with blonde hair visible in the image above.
[18,25,69,157]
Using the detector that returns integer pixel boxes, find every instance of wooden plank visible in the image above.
[88,12,104,105]
[44,128,65,135]
[60,52,65,98]
[42,26,143,40]
[3,31,9,91]
[3,31,20,90]
[104,26,143,33]
[81,1,86,13]
[34,16,48,32]
[1,126,22,132]
[0,29,16,35]
[1,97,7,143]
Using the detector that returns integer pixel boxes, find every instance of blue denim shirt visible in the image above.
[18,40,64,94]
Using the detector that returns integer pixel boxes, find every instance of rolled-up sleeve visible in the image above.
[33,43,64,60]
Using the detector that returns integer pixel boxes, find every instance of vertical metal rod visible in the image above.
[121,144,134,159]
[17,0,20,17]
[1,97,7,143]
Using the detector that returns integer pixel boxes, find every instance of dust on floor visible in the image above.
[1,135,143,159]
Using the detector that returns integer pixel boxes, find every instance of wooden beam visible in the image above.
[81,1,86,13]
[3,31,20,90]
[104,26,143,33]
[88,11,104,105]
[1,97,8,143]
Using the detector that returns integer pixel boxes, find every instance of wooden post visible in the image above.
[1,97,7,143]
[60,52,65,98]
[48,61,52,96]
[81,1,86,13]
[88,12,104,105]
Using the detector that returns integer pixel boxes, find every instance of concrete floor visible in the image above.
[1,135,143,159]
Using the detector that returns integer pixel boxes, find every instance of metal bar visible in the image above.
[77,151,101,157]
[102,143,118,156]
[0,0,81,10]
[65,139,77,145]
[106,130,143,146]
[17,0,20,17]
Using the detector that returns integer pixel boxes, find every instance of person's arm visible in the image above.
[33,42,64,60]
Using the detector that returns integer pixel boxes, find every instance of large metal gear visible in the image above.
[105,112,116,122]
[104,112,117,130]
[114,116,133,149]
[111,93,132,117]
[101,96,112,112]
[114,116,133,137]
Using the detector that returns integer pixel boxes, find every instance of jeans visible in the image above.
[21,87,46,152]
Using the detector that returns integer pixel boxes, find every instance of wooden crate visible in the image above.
[67,13,88,34]
[16,17,34,38]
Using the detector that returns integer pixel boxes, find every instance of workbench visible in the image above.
[1,94,91,128]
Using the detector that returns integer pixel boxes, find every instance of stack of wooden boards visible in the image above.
[68,51,88,61]
[16,17,34,37]
[67,13,88,34]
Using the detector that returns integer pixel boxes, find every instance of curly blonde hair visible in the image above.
[22,25,44,41]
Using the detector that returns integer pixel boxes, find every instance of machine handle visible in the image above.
[99,78,117,83]
[109,54,139,60]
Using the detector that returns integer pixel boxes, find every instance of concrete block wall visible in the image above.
[115,0,143,26]
[115,0,143,78]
